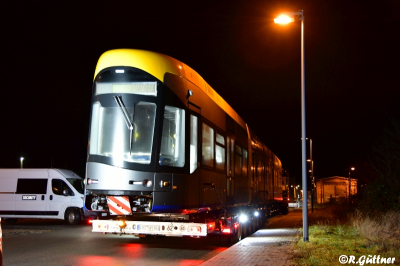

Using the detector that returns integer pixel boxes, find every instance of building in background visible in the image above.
[316,176,357,204]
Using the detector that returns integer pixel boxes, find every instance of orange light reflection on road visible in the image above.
[71,243,227,265]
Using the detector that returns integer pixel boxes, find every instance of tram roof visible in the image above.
[94,49,247,130]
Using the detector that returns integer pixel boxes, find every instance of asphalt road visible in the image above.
[1,219,231,266]
[1,209,302,266]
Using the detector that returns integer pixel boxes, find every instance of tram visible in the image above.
[84,49,286,237]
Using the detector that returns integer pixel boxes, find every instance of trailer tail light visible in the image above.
[207,222,215,231]
[222,228,231,234]
[188,226,202,233]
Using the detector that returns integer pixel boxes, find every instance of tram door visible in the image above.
[188,113,200,207]
[253,153,259,203]
[226,133,235,204]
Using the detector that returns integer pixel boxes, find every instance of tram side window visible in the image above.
[159,106,185,167]
[202,123,214,167]
[235,145,242,176]
[190,115,198,173]
[215,133,225,170]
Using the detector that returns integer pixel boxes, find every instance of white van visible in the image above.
[0,217,2,266]
[0,169,84,225]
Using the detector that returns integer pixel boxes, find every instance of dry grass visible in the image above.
[292,205,400,265]
[351,211,400,249]
[307,203,351,225]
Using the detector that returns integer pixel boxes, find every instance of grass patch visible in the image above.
[292,205,400,265]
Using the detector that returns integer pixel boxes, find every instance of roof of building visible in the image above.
[317,176,357,181]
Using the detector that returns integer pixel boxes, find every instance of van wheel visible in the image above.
[65,209,81,225]
[4,218,18,224]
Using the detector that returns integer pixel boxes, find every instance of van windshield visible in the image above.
[67,178,84,194]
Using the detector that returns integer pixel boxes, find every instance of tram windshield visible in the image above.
[89,99,157,165]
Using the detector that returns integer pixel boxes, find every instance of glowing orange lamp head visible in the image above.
[274,13,295,24]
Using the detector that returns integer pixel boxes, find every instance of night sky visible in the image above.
[1,1,399,184]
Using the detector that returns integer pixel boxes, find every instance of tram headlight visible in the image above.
[160,181,170,187]
[143,180,152,187]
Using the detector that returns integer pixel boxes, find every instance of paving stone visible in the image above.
[201,228,300,266]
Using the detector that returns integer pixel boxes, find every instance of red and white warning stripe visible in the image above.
[107,196,132,215]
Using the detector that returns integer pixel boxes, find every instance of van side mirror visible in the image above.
[63,189,74,196]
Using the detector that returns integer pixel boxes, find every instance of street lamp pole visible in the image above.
[349,167,355,203]
[300,12,308,242]
[307,138,314,213]
[275,10,308,241]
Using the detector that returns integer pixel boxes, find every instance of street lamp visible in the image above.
[275,10,308,241]
[20,157,24,169]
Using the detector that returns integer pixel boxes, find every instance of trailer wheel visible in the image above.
[255,216,260,231]
[243,221,252,237]
[3,218,18,224]
[229,226,242,243]
[65,208,81,225]
[240,222,247,238]
[262,210,266,226]
[248,219,254,235]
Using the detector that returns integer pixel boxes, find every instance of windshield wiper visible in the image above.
[113,95,135,155]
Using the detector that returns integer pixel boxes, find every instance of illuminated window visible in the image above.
[95,82,157,97]
[89,101,156,165]
[159,106,185,167]
[202,123,214,167]
[215,133,225,170]
[190,115,198,173]
[216,133,225,145]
